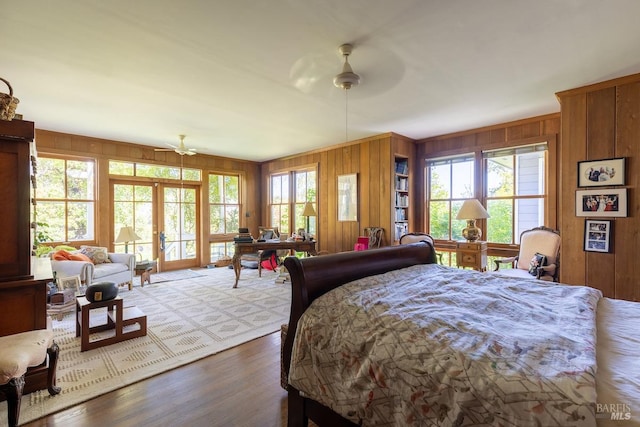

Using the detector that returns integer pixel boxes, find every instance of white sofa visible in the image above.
[50,252,136,290]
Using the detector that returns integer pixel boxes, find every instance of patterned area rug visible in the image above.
[147,268,206,283]
[0,266,290,426]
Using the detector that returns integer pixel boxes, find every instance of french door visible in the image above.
[112,181,200,271]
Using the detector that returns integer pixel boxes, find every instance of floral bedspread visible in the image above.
[289,264,601,426]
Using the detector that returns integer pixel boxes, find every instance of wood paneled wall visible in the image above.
[556,73,640,301]
[416,114,561,235]
[34,130,260,266]
[261,133,415,254]
[35,73,640,296]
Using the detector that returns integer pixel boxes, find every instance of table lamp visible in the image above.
[115,226,141,253]
[302,202,317,237]
[455,199,490,242]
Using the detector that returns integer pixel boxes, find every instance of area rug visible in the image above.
[149,268,206,283]
[0,266,290,426]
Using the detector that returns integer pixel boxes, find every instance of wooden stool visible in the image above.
[0,329,61,427]
[140,266,153,286]
[135,261,157,287]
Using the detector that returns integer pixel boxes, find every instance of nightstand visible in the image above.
[456,241,487,271]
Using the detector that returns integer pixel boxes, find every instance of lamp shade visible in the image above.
[115,226,141,243]
[302,202,317,217]
[456,199,490,220]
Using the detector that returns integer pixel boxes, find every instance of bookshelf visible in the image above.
[394,156,409,242]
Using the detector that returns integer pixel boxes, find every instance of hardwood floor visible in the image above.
[24,332,290,427]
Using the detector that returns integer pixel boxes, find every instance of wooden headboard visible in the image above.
[281,241,437,425]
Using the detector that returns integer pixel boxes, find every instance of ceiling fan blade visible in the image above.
[174,147,197,156]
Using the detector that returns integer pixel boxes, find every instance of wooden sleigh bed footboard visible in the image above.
[282,242,437,427]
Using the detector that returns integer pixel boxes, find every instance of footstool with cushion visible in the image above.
[0,329,61,427]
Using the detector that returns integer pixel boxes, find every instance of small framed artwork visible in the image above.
[57,275,81,293]
[577,157,625,187]
[584,219,613,253]
[337,173,358,222]
[575,188,627,217]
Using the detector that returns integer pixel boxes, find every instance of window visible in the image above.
[209,173,240,260]
[425,143,548,248]
[35,156,96,243]
[269,168,317,236]
[270,173,290,234]
[209,173,239,235]
[484,144,547,244]
[427,154,475,241]
[294,170,317,235]
[113,184,153,258]
[110,160,201,181]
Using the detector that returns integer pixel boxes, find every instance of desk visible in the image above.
[232,240,316,288]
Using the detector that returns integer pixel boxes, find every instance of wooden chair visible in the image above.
[241,227,281,276]
[399,232,443,264]
[492,226,560,281]
[364,227,384,248]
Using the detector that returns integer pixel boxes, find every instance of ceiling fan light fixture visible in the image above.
[333,44,360,90]
[175,134,196,156]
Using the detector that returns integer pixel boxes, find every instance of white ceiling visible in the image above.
[4,1,640,162]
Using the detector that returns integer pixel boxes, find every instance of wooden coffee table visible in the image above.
[76,296,147,352]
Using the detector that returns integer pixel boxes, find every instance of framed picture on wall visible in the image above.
[337,173,358,222]
[584,219,613,253]
[575,188,627,217]
[577,157,625,187]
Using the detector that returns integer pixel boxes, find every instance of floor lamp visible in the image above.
[115,226,141,254]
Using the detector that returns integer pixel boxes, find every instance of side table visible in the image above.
[76,296,147,352]
[456,241,487,271]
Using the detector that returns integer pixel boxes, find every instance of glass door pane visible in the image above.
[113,183,154,262]
[160,184,198,270]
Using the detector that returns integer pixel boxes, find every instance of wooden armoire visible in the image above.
[0,118,53,394]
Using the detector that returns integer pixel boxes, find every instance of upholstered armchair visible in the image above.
[492,226,560,281]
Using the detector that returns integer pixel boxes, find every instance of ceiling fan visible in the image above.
[155,134,196,156]
[289,42,403,97]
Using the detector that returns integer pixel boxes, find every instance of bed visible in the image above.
[281,242,640,427]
